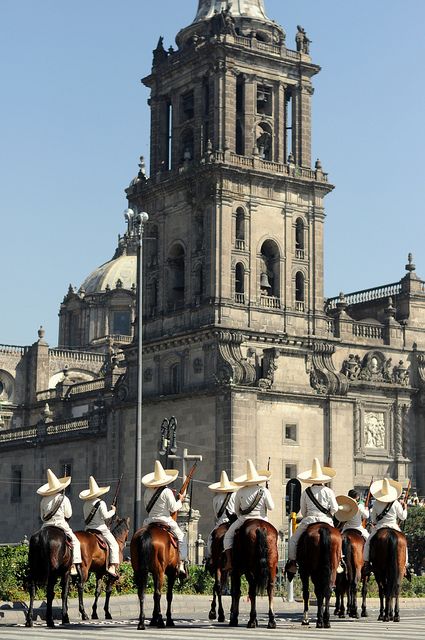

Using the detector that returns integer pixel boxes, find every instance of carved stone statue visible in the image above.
[295,25,311,55]
[364,412,385,449]
[341,354,361,381]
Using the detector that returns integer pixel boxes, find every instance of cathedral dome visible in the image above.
[81,254,137,294]
[194,0,270,22]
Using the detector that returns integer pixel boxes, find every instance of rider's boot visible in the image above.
[337,556,346,574]
[405,564,412,582]
[70,564,78,576]
[107,564,119,580]
[285,560,297,582]
[223,549,232,572]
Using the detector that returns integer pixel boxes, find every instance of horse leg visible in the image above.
[91,575,102,620]
[45,577,55,628]
[349,578,359,618]
[247,577,258,628]
[25,581,35,627]
[393,592,400,622]
[361,576,368,617]
[136,571,148,631]
[209,575,218,620]
[267,575,276,629]
[104,577,113,620]
[216,568,226,623]
[229,571,241,627]
[151,571,165,628]
[166,571,176,627]
[77,569,89,621]
[61,573,70,624]
[334,588,341,616]
[323,583,332,629]
[301,575,310,626]
[377,583,385,621]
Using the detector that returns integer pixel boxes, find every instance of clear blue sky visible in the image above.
[1,1,424,346]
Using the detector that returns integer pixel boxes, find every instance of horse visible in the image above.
[228,520,278,629]
[207,522,230,623]
[25,526,73,628]
[334,529,368,619]
[130,523,180,630]
[370,527,407,622]
[297,523,342,628]
[75,516,130,621]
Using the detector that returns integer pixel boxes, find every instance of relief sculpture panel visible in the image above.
[364,411,386,449]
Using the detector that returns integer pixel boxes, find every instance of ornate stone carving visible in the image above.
[393,360,409,386]
[144,368,153,382]
[193,357,203,374]
[213,331,256,386]
[342,354,361,380]
[353,401,361,454]
[343,350,411,386]
[258,348,279,390]
[295,25,311,54]
[402,404,410,459]
[309,342,348,396]
[394,403,403,457]
[364,412,385,449]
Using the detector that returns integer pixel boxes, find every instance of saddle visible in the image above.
[147,523,179,550]
[87,529,108,550]
[43,525,73,549]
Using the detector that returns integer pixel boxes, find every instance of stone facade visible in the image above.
[1,1,425,543]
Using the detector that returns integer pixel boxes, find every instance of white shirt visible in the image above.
[234,485,274,520]
[371,499,406,530]
[144,487,182,521]
[342,503,369,531]
[213,492,236,526]
[40,494,72,528]
[83,499,115,532]
[299,485,338,526]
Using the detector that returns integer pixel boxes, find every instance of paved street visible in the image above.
[1,610,424,639]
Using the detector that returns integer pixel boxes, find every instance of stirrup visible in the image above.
[70,564,78,576]
[336,558,346,574]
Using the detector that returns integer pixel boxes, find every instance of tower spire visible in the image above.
[194,0,270,23]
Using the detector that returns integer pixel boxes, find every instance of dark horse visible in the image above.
[334,529,368,619]
[26,526,72,628]
[131,524,180,630]
[229,520,278,629]
[297,523,342,628]
[207,522,230,623]
[370,527,407,622]
[75,517,130,621]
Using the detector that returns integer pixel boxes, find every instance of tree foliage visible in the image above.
[404,506,425,574]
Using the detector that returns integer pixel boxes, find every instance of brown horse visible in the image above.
[370,527,407,622]
[297,523,342,628]
[229,519,278,629]
[25,526,72,628]
[207,522,230,623]
[75,516,130,621]
[334,529,368,619]
[131,523,180,630]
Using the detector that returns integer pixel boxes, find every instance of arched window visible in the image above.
[295,271,305,311]
[256,122,272,160]
[235,208,245,249]
[170,363,181,394]
[259,240,280,308]
[181,128,194,163]
[235,263,245,303]
[295,218,305,258]
[168,244,185,309]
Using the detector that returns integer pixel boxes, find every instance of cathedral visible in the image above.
[1,0,425,543]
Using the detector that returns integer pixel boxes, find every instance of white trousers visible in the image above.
[363,525,407,563]
[223,516,268,551]
[342,525,369,541]
[98,529,120,565]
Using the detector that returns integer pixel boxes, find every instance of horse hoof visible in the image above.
[247,621,256,629]
[324,621,331,629]
[47,621,55,629]
[394,615,400,622]
[62,615,70,625]
[378,615,383,621]
[209,611,217,620]
[361,610,368,618]
[218,615,225,623]
[105,613,112,620]
[333,608,339,616]
[166,619,175,627]
[267,620,277,629]
[25,620,33,628]
[301,621,309,627]
[338,613,345,619]
[157,619,166,629]
[316,622,323,629]
[82,613,89,621]
[229,619,238,627]
[138,623,145,630]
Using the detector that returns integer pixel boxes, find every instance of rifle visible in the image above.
[266,457,271,490]
[106,473,123,526]
[171,462,198,521]
[362,476,374,528]
[400,479,412,531]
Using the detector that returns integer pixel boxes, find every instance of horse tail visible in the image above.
[28,530,49,586]
[386,530,401,597]
[255,527,269,596]
[318,526,332,594]
[134,528,152,586]
[343,535,353,583]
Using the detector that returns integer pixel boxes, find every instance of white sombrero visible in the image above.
[208,470,239,493]
[79,476,110,501]
[335,495,358,522]
[370,477,403,503]
[233,459,271,486]
[37,468,71,496]
[298,458,336,484]
[142,460,179,488]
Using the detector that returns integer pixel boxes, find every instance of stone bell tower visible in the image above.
[122,1,335,521]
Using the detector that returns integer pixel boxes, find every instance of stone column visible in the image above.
[293,83,313,167]
[244,75,256,156]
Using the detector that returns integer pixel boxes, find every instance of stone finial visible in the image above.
[41,402,53,423]
[116,278,123,289]
[287,151,295,164]
[63,365,69,378]
[315,158,323,171]
[405,252,416,272]
[38,326,45,341]
[138,156,146,179]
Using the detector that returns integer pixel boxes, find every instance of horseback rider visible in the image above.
[363,477,409,576]
[285,458,342,578]
[142,460,187,576]
[37,468,82,576]
[223,459,274,571]
[339,489,370,539]
[79,476,120,579]
[205,470,238,564]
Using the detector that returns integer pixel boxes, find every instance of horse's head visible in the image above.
[111,516,131,544]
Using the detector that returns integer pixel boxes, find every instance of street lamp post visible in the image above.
[124,207,149,532]
[159,416,178,467]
